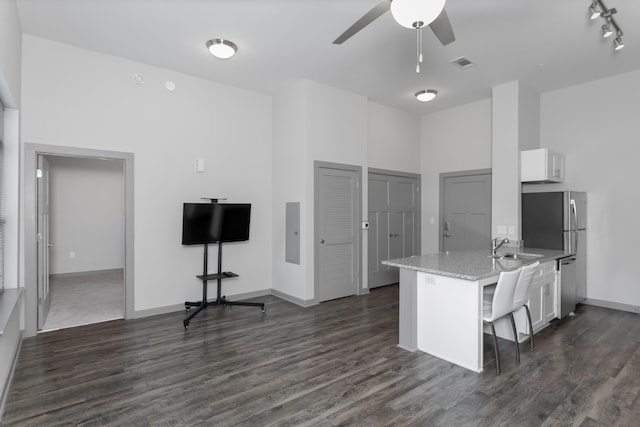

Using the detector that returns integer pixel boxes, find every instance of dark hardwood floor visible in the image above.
[3,285,640,426]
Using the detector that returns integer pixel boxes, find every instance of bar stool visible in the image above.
[483,268,521,375]
[512,261,540,351]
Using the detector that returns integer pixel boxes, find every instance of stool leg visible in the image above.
[524,305,534,351]
[508,312,520,364]
[488,321,501,376]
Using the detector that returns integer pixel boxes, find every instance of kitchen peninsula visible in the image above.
[382,248,570,373]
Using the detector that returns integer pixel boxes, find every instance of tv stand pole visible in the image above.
[183,241,266,329]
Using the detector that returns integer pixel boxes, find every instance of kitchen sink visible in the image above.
[490,252,544,260]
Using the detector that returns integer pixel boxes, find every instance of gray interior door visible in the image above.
[441,172,491,252]
[368,172,419,288]
[317,166,359,302]
[36,155,52,330]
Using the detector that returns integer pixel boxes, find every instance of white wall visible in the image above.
[272,81,307,301]
[419,99,493,253]
[491,81,540,243]
[21,36,273,312]
[368,101,420,173]
[540,69,640,308]
[47,156,125,274]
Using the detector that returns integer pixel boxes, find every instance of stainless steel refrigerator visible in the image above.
[522,191,586,317]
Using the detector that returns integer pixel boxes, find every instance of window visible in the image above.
[0,100,4,293]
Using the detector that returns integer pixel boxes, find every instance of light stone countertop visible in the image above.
[382,247,572,281]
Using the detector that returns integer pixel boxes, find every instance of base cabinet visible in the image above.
[527,261,557,334]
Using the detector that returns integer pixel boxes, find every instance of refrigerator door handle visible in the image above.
[570,199,579,253]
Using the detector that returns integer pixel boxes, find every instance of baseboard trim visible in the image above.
[50,268,123,279]
[0,330,23,423]
[271,289,317,307]
[583,298,640,314]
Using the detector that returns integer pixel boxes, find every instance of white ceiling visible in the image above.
[15,0,640,115]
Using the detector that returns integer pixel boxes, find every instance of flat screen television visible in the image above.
[182,203,251,245]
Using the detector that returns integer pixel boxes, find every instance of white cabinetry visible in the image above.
[527,260,557,334]
[521,148,564,183]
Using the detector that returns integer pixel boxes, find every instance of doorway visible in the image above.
[24,144,134,337]
[40,155,125,330]
[439,169,491,252]
[368,169,420,288]
[314,161,362,302]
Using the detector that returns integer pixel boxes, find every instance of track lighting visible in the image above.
[588,1,624,51]
[589,2,601,20]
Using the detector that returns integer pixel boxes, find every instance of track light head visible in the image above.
[590,3,601,19]
[602,23,613,38]
[614,36,624,50]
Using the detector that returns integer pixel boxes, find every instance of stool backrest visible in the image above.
[513,261,540,309]
[487,268,521,322]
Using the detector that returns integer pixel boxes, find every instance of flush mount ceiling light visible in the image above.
[206,39,238,59]
[415,89,438,102]
[390,0,447,73]
[588,0,625,51]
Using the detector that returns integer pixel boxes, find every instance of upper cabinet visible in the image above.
[521,148,564,183]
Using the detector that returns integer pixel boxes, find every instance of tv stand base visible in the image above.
[183,296,266,329]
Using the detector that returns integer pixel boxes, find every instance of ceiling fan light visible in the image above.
[415,89,438,102]
[206,39,238,59]
[390,0,446,29]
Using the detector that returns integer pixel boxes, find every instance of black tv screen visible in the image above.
[182,203,251,245]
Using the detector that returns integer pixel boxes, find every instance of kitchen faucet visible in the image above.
[492,237,509,256]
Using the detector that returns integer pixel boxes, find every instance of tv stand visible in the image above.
[183,241,266,329]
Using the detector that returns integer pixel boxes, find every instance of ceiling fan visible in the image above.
[333,0,455,73]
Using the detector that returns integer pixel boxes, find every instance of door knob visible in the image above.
[320,239,325,244]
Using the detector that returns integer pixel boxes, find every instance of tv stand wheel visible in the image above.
[183,320,189,330]
[185,306,191,312]
[261,306,266,313]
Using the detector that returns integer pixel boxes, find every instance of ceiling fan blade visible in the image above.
[429,8,455,46]
[333,0,391,44]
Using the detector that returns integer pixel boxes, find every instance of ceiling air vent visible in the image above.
[450,56,476,69]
